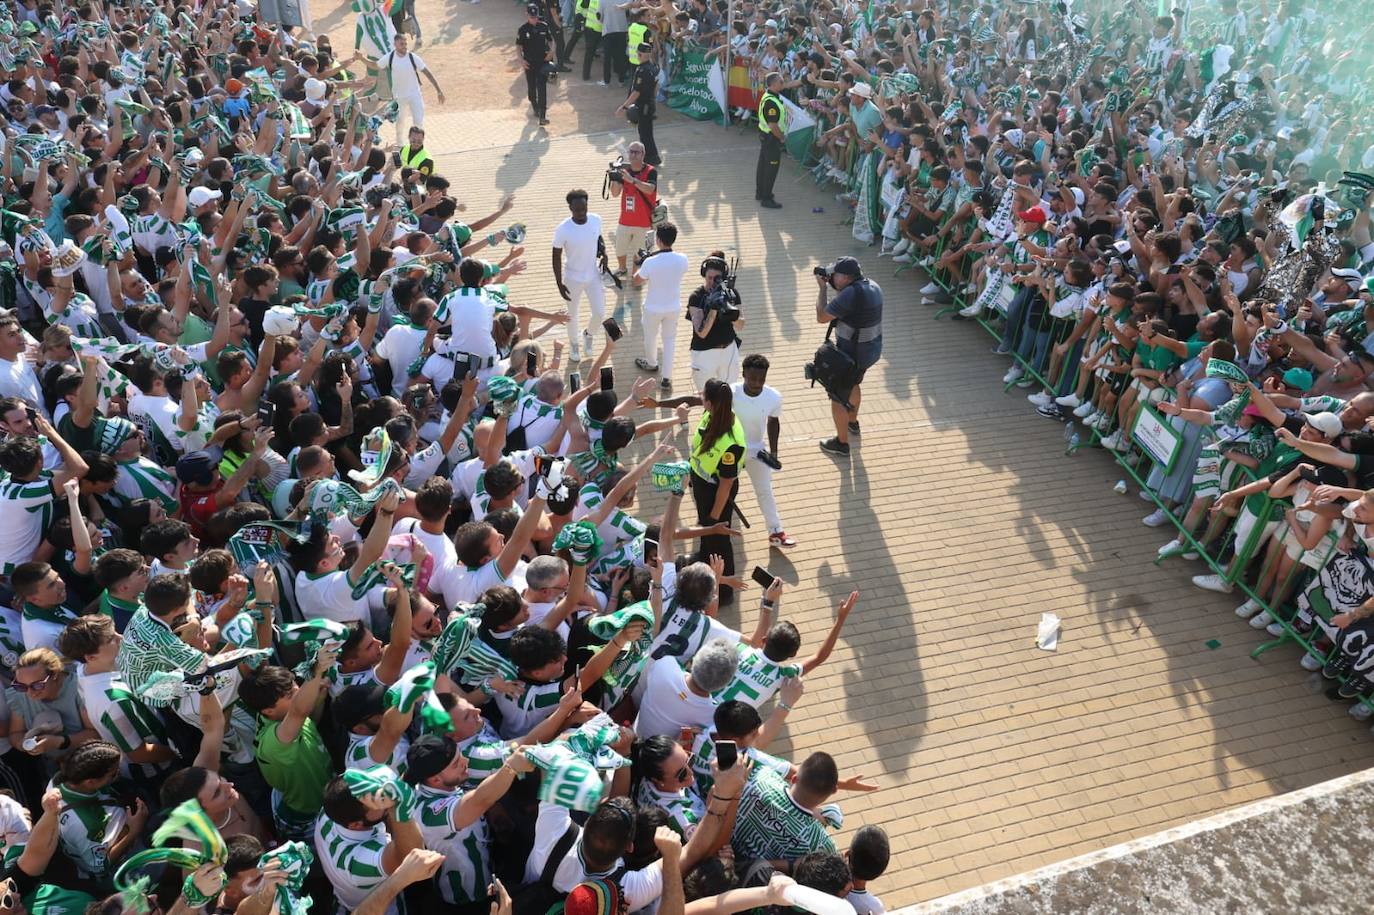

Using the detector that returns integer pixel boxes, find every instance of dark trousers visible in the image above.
[582,30,611,82]
[756,133,782,201]
[551,24,568,64]
[637,111,660,166]
[605,31,628,81]
[524,65,547,117]
[690,471,737,604]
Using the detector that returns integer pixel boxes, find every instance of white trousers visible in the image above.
[394,92,425,144]
[744,453,783,534]
[642,309,677,373]
[565,276,606,353]
[689,343,740,391]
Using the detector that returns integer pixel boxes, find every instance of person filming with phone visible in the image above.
[608,141,658,280]
[813,257,882,458]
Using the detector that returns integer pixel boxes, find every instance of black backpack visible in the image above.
[805,321,859,410]
[511,825,580,915]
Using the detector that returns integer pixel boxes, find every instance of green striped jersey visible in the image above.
[687,729,790,799]
[56,785,127,880]
[314,817,400,914]
[635,781,702,837]
[0,473,54,573]
[111,458,178,515]
[346,731,409,774]
[712,644,800,709]
[414,785,492,904]
[493,678,564,740]
[730,765,835,861]
[76,667,171,780]
[456,721,513,788]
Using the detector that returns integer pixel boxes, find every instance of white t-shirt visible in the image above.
[0,357,42,413]
[552,214,604,284]
[729,383,782,452]
[635,250,690,314]
[525,803,664,910]
[293,570,371,626]
[381,49,427,97]
[390,516,460,600]
[633,657,717,738]
[376,324,429,395]
[127,392,183,452]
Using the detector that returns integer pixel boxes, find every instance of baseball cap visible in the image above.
[1282,367,1314,392]
[404,734,459,784]
[1004,128,1025,147]
[33,104,57,117]
[830,256,862,277]
[188,186,222,209]
[1069,187,1086,207]
[1305,411,1343,438]
[526,3,540,13]
[175,451,217,486]
[566,880,623,915]
[1016,206,1048,224]
[225,78,244,95]
[333,683,387,732]
[1331,266,1363,285]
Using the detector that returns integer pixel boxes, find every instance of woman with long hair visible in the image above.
[688,378,746,603]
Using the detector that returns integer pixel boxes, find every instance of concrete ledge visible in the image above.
[895,766,1374,915]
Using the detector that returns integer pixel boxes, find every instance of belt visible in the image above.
[834,323,881,344]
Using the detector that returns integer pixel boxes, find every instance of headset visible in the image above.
[700,255,728,278]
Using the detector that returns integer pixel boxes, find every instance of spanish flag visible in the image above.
[726,64,760,111]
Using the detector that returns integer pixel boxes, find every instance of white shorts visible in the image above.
[1232,505,1279,558]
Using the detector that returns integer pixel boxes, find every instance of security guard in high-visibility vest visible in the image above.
[626,11,650,66]
[755,72,786,209]
[689,378,747,604]
[396,125,435,176]
[576,0,606,84]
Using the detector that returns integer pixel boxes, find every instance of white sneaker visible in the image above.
[893,239,912,256]
[1349,703,1372,722]
[893,252,914,263]
[1055,394,1082,409]
[1101,430,1122,449]
[828,167,848,181]
[1192,573,1233,594]
[1027,390,1053,407]
[1235,598,1261,618]
[1300,653,1323,671]
[958,301,982,318]
[1073,401,1096,418]
[598,80,609,87]
[1142,508,1170,527]
[920,280,942,295]
[1094,413,1115,431]
[582,330,594,353]
[1266,621,1285,637]
[1138,488,1155,501]
[568,344,581,362]
[1002,366,1023,384]
[1249,610,1274,629]
[1158,537,1185,555]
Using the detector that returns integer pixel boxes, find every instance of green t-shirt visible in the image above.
[1138,341,1180,373]
[26,883,96,915]
[178,313,213,346]
[255,716,332,814]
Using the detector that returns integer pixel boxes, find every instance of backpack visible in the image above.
[512,825,580,915]
[378,49,420,101]
[805,321,859,410]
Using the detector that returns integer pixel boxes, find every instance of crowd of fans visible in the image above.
[667,0,1374,723]
[0,1,895,914]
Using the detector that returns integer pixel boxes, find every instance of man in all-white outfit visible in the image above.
[632,222,689,391]
[552,189,606,362]
[377,33,446,144]
[732,353,796,548]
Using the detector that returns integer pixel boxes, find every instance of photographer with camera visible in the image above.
[608,141,658,279]
[517,4,556,126]
[687,252,744,390]
[813,257,883,458]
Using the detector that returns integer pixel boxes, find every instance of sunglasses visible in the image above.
[12,674,51,693]
[672,766,690,782]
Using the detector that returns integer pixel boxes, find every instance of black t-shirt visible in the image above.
[517,22,553,62]
[687,286,739,351]
[238,296,270,349]
[632,63,658,115]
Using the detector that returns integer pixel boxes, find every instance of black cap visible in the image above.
[333,683,387,732]
[175,450,216,486]
[404,734,459,784]
[526,3,540,13]
[638,42,655,53]
[830,256,862,277]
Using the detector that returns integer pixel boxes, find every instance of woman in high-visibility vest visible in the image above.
[689,379,746,604]
[576,0,605,83]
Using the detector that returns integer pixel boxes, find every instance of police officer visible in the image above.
[616,41,660,166]
[575,0,607,84]
[814,257,883,458]
[395,125,434,177]
[517,4,554,125]
[689,378,746,604]
[755,72,785,209]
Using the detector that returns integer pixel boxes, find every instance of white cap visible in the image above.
[188,186,222,209]
[1070,187,1085,207]
[304,78,327,101]
[764,18,777,28]
[1306,411,1343,438]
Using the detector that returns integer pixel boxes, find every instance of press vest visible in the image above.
[578,0,602,33]
[689,413,746,480]
[757,91,786,135]
[627,22,650,64]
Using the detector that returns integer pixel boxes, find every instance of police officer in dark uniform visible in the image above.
[616,41,661,166]
[814,256,883,458]
[517,3,554,125]
[755,71,785,208]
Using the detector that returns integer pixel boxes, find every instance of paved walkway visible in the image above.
[320,1,1374,904]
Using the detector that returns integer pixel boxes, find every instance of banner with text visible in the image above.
[667,45,725,121]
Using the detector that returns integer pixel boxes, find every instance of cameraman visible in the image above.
[815,257,882,457]
[608,141,658,279]
[687,252,743,390]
